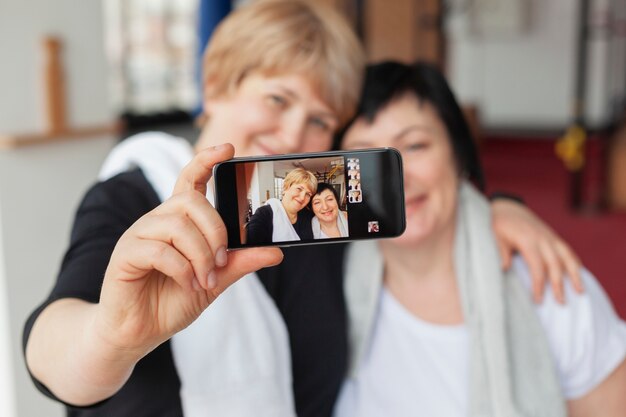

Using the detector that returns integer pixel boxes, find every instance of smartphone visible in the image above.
[213,148,406,248]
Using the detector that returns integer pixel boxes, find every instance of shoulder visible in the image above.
[78,169,160,231]
[511,256,626,398]
[252,204,273,218]
[86,168,159,211]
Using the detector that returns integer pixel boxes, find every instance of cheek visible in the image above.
[212,99,277,147]
[301,130,333,152]
[234,100,276,132]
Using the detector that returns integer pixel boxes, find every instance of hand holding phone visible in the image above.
[213,148,406,248]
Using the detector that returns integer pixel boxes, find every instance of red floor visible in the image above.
[481,137,626,318]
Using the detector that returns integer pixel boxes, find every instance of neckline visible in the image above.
[380,287,467,341]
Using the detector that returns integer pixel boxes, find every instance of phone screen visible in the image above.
[213,148,405,248]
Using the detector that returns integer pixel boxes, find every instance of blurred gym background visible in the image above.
[1,1,625,416]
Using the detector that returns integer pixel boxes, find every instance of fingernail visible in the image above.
[207,270,217,289]
[212,143,227,151]
[192,277,202,291]
[216,246,228,267]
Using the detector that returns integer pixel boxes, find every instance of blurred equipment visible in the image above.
[556,0,592,211]
[607,113,626,210]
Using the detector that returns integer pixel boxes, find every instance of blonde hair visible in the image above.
[283,168,317,195]
[202,0,365,126]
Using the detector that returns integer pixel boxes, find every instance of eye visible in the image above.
[266,94,288,108]
[404,142,428,152]
[309,117,331,131]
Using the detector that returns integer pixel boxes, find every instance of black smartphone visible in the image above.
[213,148,406,248]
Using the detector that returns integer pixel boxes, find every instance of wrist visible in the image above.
[88,305,151,366]
[58,307,145,405]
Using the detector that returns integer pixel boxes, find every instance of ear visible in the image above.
[202,79,220,115]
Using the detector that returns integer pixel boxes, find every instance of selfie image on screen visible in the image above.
[214,148,405,248]
[235,156,348,245]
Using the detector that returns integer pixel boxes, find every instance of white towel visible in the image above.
[312,211,349,239]
[98,133,295,417]
[344,181,566,417]
[98,131,194,202]
[265,198,301,242]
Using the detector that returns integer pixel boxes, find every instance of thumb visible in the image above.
[210,248,283,295]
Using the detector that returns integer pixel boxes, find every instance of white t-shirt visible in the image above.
[334,257,626,417]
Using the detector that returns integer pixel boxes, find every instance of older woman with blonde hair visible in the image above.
[24,1,363,415]
[246,167,318,244]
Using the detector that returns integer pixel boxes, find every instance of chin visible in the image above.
[389,229,429,247]
[391,218,434,246]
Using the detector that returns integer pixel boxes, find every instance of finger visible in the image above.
[518,243,546,304]
[554,241,585,293]
[157,191,229,271]
[497,239,512,271]
[133,213,215,289]
[539,240,565,304]
[122,239,198,291]
[209,248,283,295]
[173,143,235,196]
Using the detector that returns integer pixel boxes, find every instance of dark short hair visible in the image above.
[309,182,340,210]
[334,61,485,190]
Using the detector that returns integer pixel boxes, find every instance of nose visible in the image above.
[278,111,308,153]
[321,200,329,211]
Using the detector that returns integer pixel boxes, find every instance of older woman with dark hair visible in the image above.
[310,182,348,239]
[331,61,626,417]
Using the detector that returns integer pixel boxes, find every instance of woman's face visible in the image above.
[342,93,459,247]
[197,73,340,156]
[311,189,339,223]
[282,182,314,214]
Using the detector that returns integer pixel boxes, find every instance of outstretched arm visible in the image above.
[25,144,282,406]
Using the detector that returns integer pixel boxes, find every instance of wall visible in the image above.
[0,0,111,135]
[0,1,116,416]
[446,0,620,131]
[0,138,115,417]
[0,212,17,417]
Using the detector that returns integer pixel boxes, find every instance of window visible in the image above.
[104,0,200,115]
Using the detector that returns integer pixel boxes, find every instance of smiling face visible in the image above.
[312,188,339,224]
[197,72,340,157]
[282,181,314,215]
[342,93,459,247]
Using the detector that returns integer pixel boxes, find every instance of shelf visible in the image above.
[0,123,120,150]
